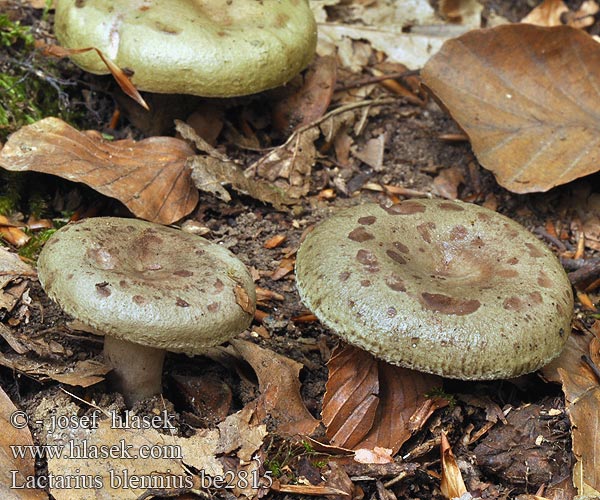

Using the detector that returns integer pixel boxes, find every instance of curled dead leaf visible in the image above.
[42,43,148,110]
[422,24,600,193]
[0,118,197,224]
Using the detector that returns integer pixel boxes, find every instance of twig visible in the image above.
[582,354,600,383]
[533,227,568,252]
[336,70,421,92]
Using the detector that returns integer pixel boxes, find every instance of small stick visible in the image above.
[582,354,600,382]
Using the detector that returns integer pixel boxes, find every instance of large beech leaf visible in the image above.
[323,345,442,453]
[0,118,198,224]
[421,24,600,193]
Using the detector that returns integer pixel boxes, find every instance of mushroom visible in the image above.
[37,217,256,405]
[295,199,573,380]
[53,0,317,97]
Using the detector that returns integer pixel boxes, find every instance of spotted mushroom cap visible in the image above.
[295,200,573,380]
[37,217,256,353]
[53,0,317,97]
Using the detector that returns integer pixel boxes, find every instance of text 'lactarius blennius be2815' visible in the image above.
[37,217,256,406]
[295,199,574,380]
[53,0,317,97]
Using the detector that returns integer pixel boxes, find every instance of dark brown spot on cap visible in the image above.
[538,270,553,288]
[477,212,491,221]
[450,225,468,240]
[507,257,519,265]
[348,227,375,242]
[119,280,129,288]
[133,295,147,305]
[339,271,351,282]
[208,302,220,312]
[174,270,193,277]
[214,278,224,292]
[356,249,378,266]
[385,273,406,292]
[382,201,426,215]
[393,241,409,253]
[497,269,519,278]
[176,298,189,307]
[95,282,111,297]
[440,202,465,211]
[527,291,543,304]
[417,222,436,243]
[360,279,371,287]
[503,296,522,310]
[525,242,544,258]
[386,249,406,265]
[420,293,480,315]
[358,216,377,225]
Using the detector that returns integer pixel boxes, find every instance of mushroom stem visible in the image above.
[103,336,166,406]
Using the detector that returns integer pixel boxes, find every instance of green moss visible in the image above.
[0,14,34,48]
[18,227,57,261]
[0,13,82,142]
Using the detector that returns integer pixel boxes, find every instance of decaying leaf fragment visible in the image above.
[230,339,320,437]
[440,432,468,500]
[177,120,308,209]
[0,387,47,499]
[422,24,600,193]
[559,366,600,495]
[0,118,197,224]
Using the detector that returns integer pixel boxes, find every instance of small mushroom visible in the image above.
[37,217,256,405]
[295,199,573,380]
[53,0,317,97]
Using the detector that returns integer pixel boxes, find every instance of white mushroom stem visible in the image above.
[103,336,166,406]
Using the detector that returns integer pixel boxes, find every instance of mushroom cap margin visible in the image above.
[37,217,256,353]
[295,200,573,379]
[53,0,317,97]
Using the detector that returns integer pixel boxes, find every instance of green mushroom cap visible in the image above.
[295,200,573,380]
[53,0,317,97]
[37,217,256,353]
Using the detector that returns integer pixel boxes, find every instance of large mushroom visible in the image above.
[53,0,317,97]
[37,217,256,405]
[295,199,573,380]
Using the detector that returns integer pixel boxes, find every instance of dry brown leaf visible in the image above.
[522,0,599,27]
[323,345,379,450]
[421,24,600,193]
[439,0,484,26]
[47,418,221,500]
[0,247,36,283]
[541,328,589,383]
[356,360,443,454]
[351,134,386,171]
[0,118,197,224]
[230,339,320,437]
[272,55,337,134]
[323,345,442,453]
[0,352,109,387]
[216,405,267,461]
[559,366,600,495]
[440,432,468,500]
[0,386,47,499]
[521,0,569,26]
[432,165,465,199]
[41,44,148,110]
[354,446,394,464]
[245,126,319,201]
